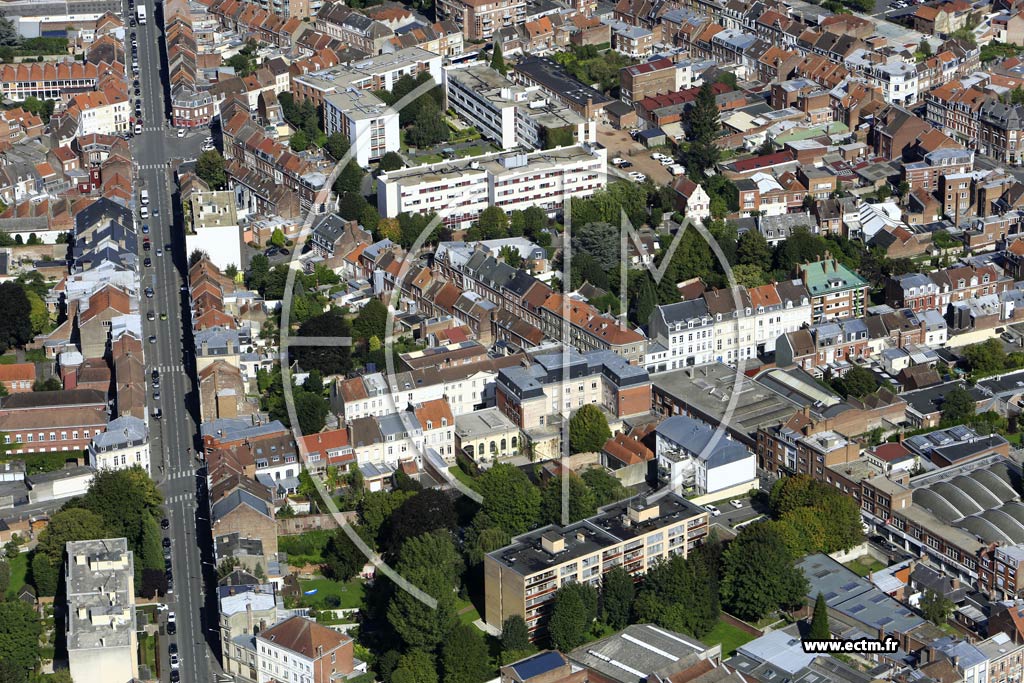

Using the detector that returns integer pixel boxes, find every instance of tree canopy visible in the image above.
[720,523,808,622]
[475,464,541,536]
[569,405,611,455]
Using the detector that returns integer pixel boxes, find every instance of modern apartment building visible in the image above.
[437,0,526,41]
[484,494,710,636]
[443,63,594,151]
[495,348,651,430]
[322,88,399,166]
[377,144,607,230]
[291,47,443,108]
[219,584,283,682]
[797,257,870,323]
[66,538,138,683]
[655,415,757,496]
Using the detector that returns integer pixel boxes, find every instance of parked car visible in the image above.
[729,499,743,509]
[704,504,721,516]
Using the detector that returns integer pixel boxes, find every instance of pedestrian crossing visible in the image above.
[165,493,197,504]
[165,470,198,482]
[154,364,185,373]
[138,163,170,170]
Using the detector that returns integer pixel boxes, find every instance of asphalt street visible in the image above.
[127,0,220,680]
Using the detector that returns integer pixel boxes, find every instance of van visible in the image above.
[140,206,149,219]
[140,189,149,206]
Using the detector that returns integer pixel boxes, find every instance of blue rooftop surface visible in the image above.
[510,651,565,681]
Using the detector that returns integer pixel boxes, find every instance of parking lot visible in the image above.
[597,125,675,186]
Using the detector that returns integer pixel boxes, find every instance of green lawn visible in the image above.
[298,577,365,610]
[413,153,444,165]
[844,556,886,577]
[5,552,27,600]
[138,632,157,673]
[701,618,756,657]
[455,596,481,626]
[449,466,480,492]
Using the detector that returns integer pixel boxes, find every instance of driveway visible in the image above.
[597,124,675,186]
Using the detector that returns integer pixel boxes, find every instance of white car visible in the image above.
[167,611,175,625]
[660,158,674,166]
[134,123,143,135]
[651,153,667,161]
[170,653,180,670]
[628,172,646,182]
[729,499,743,509]
[704,504,721,517]
[611,157,625,166]
[177,128,186,138]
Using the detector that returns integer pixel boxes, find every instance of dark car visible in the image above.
[169,643,178,655]
[280,248,290,255]
[161,518,169,529]
[165,243,172,251]
[619,161,633,168]
[152,369,159,380]
[162,537,171,549]
[264,246,279,256]
[145,287,153,298]
[143,241,151,251]
[167,621,176,635]
[170,670,180,682]
[144,257,152,267]
[142,224,149,234]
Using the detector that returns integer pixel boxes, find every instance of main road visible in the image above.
[128,0,219,680]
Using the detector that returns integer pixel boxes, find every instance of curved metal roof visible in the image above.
[914,488,966,524]
[972,467,1018,501]
[958,515,1012,544]
[980,509,1024,544]
[931,481,984,518]
[951,474,1004,509]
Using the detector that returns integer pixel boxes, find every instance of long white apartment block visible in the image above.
[443,62,596,151]
[377,144,607,230]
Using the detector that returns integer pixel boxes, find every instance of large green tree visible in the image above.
[569,405,611,455]
[32,508,109,595]
[808,592,830,640]
[501,615,531,652]
[720,523,808,622]
[600,566,634,630]
[0,282,32,353]
[353,298,389,341]
[920,588,953,625]
[0,601,42,678]
[384,489,457,554]
[290,309,353,376]
[685,83,721,176]
[391,650,438,683]
[580,468,626,507]
[386,531,462,650]
[475,464,541,536]
[322,526,371,581]
[941,386,977,426]
[548,582,598,652]
[442,622,493,683]
[196,149,227,190]
[633,551,719,638]
[540,476,596,525]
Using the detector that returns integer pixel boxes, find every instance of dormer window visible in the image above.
[983,274,990,283]
[958,279,965,288]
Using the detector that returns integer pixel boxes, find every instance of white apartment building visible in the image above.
[848,51,920,106]
[444,62,595,151]
[292,47,442,104]
[66,538,138,683]
[87,415,150,473]
[255,615,355,683]
[377,144,607,230]
[333,360,516,423]
[645,281,812,373]
[323,88,400,167]
[655,415,757,496]
[69,91,131,136]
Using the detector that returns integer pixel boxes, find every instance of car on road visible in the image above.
[163,538,171,549]
[169,643,178,656]
[139,206,148,219]
[160,312,168,320]
[152,208,159,217]
[177,128,186,138]
[144,257,152,267]
[161,518,169,529]
[153,378,159,389]
[729,499,743,509]
[704,504,721,516]
[156,248,163,256]
[170,671,180,682]
[152,369,159,380]
[264,247,279,256]
[1002,331,1016,343]
[148,335,157,344]
[152,407,162,419]
[143,240,151,251]
[167,620,176,635]
[141,224,149,234]
[145,287,153,298]
[134,123,142,135]
[147,310,155,321]
[619,161,633,168]
[165,243,172,250]
[167,578,173,594]
[153,390,160,401]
